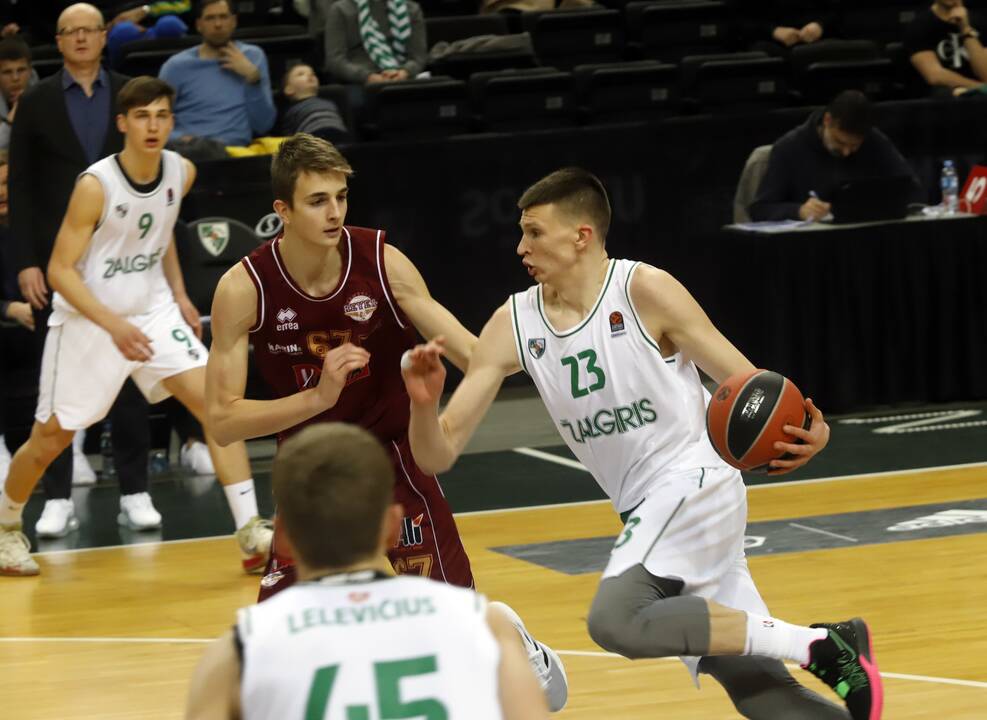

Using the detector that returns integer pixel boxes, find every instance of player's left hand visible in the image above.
[401,338,447,406]
[768,398,829,475]
[218,44,260,83]
[177,295,202,339]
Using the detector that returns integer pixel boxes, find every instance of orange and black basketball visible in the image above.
[706,369,810,473]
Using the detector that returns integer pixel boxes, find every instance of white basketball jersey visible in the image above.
[237,573,503,720]
[510,259,725,513]
[51,150,185,324]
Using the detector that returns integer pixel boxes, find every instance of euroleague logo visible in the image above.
[343,294,378,323]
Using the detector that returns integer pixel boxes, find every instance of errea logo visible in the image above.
[276,307,299,331]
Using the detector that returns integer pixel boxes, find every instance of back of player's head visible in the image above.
[518,168,611,245]
[271,133,353,207]
[273,423,395,569]
[116,76,175,114]
[0,37,31,64]
[826,90,873,137]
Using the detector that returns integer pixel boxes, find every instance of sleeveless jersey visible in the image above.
[237,572,502,720]
[510,259,725,513]
[51,150,184,324]
[243,227,419,443]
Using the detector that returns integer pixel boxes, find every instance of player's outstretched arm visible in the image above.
[49,175,154,361]
[402,302,520,474]
[184,630,241,720]
[631,264,829,469]
[206,265,369,446]
[487,606,551,720]
[384,244,478,372]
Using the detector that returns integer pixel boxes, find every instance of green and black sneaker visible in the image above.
[803,618,883,720]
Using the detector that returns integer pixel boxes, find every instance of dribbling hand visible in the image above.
[400,338,447,406]
[768,398,830,474]
[109,318,153,362]
[317,342,371,406]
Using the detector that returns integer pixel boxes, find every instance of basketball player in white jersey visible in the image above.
[401,168,883,719]
[0,77,272,577]
[185,422,549,720]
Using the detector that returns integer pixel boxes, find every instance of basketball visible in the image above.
[706,369,810,473]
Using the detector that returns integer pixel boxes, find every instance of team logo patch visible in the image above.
[348,591,370,603]
[260,570,284,588]
[114,203,129,218]
[609,311,625,335]
[343,294,378,323]
[397,514,425,548]
[197,221,229,257]
[255,212,283,239]
[528,338,546,359]
[166,188,175,206]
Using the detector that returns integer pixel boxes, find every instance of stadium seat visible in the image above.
[521,8,626,69]
[680,52,788,112]
[426,16,538,80]
[425,15,511,46]
[360,78,471,141]
[470,67,576,132]
[790,41,893,104]
[177,217,263,315]
[840,0,920,45]
[573,60,679,125]
[625,1,731,63]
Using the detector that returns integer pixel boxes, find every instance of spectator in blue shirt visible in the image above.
[159,0,275,148]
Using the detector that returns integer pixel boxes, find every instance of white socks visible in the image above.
[0,490,26,527]
[745,612,829,665]
[223,479,259,530]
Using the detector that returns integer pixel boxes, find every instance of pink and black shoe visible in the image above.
[803,618,883,720]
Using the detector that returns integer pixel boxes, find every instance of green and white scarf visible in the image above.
[355,0,411,71]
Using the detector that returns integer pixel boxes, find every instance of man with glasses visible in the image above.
[7,3,159,537]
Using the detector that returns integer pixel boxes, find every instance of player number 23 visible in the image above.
[304,655,448,719]
[561,349,606,399]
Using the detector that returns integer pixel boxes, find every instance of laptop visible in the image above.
[827,175,913,224]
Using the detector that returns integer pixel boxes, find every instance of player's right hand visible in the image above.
[317,342,371,406]
[400,338,447,406]
[109,319,153,362]
[799,197,831,221]
[17,267,48,310]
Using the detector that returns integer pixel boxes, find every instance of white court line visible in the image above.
[788,522,859,543]
[1,637,984,690]
[30,455,987,556]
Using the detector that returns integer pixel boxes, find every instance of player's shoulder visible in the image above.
[215,262,257,308]
[628,262,683,308]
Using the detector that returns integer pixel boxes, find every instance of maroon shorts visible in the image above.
[258,433,474,601]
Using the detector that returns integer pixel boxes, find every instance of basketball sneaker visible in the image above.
[72,431,96,486]
[236,515,273,574]
[803,618,882,720]
[35,499,79,538]
[0,523,39,576]
[0,434,11,482]
[118,492,163,531]
[489,601,569,712]
[180,440,215,476]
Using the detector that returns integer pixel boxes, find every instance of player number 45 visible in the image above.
[305,655,449,720]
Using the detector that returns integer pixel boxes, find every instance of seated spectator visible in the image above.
[280,62,350,143]
[159,0,275,152]
[0,37,36,150]
[322,0,427,85]
[749,90,921,221]
[905,0,987,94]
[106,2,191,68]
[741,0,839,56]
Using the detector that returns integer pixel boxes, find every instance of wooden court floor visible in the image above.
[2,465,986,719]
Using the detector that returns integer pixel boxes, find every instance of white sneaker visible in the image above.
[35,499,79,538]
[118,492,162,531]
[235,515,273,574]
[0,438,10,484]
[489,601,568,712]
[72,431,97,486]
[0,523,39,576]
[180,440,215,476]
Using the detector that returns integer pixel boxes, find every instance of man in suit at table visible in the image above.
[7,2,159,536]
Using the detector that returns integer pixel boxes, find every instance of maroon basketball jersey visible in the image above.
[242,226,419,443]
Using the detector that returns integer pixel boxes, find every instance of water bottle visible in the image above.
[941,160,959,215]
[99,422,115,479]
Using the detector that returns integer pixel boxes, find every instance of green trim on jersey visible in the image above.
[623,261,676,364]
[536,259,616,338]
[511,294,529,375]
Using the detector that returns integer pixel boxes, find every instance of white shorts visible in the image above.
[602,465,769,682]
[36,302,208,431]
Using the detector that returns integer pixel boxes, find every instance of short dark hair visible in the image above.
[197,0,234,17]
[271,133,353,206]
[0,38,31,64]
[282,61,313,90]
[826,90,873,137]
[273,423,396,569]
[116,76,175,114]
[518,167,611,244]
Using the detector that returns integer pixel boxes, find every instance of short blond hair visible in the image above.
[271,133,353,207]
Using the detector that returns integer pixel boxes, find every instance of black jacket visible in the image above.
[749,108,921,221]
[9,67,129,273]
